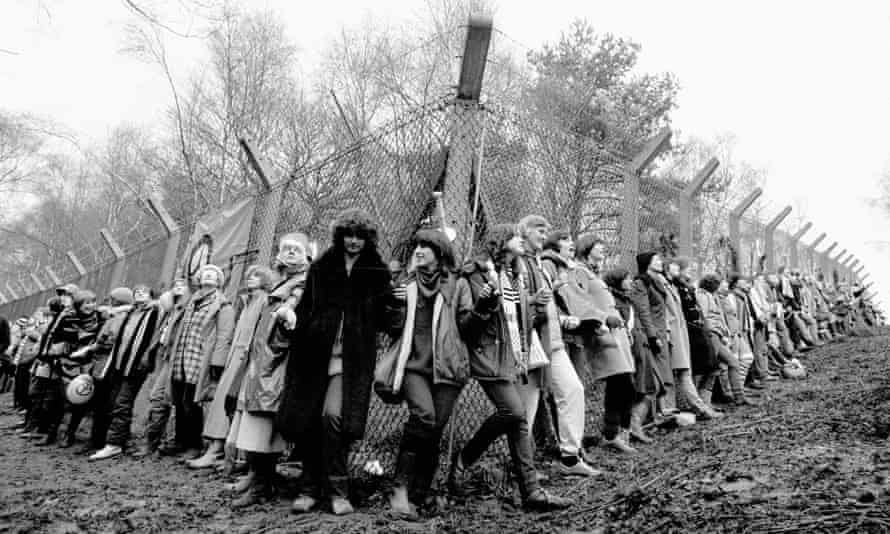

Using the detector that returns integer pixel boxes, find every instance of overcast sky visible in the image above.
[3,0,888,308]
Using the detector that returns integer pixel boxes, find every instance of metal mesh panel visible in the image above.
[739,215,765,275]
[117,236,171,292]
[639,177,682,256]
[774,229,793,271]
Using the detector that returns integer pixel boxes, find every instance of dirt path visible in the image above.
[2,332,889,533]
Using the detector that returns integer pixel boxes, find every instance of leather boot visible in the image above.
[390,450,419,519]
[629,402,653,444]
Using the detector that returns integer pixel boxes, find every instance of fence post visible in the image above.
[788,222,812,270]
[67,251,87,277]
[0,290,7,304]
[100,228,127,292]
[623,128,672,269]
[842,256,854,283]
[438,14,492,259]
[30,273,46,292]
[821,242,838,279]
[807,233,826,276]
[764,206,792,271]
[5,281,20,301]
[45,266,62,286]
[239,139,281,269]
[145,194,182,288]
[728,188,762,263]
[679,157,718,258]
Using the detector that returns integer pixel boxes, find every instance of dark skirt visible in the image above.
[687,322,718,375]
[630,329,661,396]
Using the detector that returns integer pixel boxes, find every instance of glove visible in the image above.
[209,365,223,381]
[648,337,661,355]
[605,316,624,329]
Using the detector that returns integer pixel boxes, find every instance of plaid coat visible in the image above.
[169,289,235,403]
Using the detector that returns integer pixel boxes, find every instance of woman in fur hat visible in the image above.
[278,209,394,516]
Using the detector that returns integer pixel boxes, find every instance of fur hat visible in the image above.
[603,267,631,292]
[331,208,378,246]
[411,229,456,271]
[636,252,658,275]
[109,287,134,306]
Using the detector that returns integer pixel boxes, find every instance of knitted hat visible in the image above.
[636,252,657,275]
[198,264,225,287]
[56,283,79,296]
[412,229,456,270]
[108,287,134,306]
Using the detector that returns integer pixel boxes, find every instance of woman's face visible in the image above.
[649,255,664,273]
[80,299,97,314]
[246,273,262,291]
[279,238,308,267]
[342,231,366,256]
[587,243,606,264]
[718,280,730,293]
[557,239,575,260]
[172,279,188,297]
[60,294,73,309]
[621,275,633,292]
[505,234,525,256]
[413,244,439,271]
[667,263,680,278]
[525,225,549,252]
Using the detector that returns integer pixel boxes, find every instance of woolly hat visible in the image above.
[198,264,225,287]
[56,283,79,296]
[108,287,134,306]
[636,252,657,275]
[603,267,631,291]
[575,233,606,261]
[412,229,456,271]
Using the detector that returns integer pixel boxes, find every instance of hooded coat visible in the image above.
[630,263,672,388]
[673,278,718,375]
[276,244,393,443]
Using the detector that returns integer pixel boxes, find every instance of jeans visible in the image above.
[105,371,148,447]
[461,380,539,499]
[144,362,174,450]
[603,373,634,440]
[397,372,462,501]
[170,380,203,450]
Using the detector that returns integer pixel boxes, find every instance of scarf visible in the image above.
[497,267,526,370]
[415,268,442,300]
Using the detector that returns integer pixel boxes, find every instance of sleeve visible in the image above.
[211,304,235,368]
[456,276,496,344]
[630,279,657,339]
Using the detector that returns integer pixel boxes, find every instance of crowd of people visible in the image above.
[0,208,882,519]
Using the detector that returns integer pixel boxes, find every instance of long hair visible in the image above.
[483,223,519,270]
[331,208,379,252]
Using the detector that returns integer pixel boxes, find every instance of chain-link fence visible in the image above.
[0,93,847,482]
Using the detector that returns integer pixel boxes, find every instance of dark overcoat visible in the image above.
[276,246,392,442]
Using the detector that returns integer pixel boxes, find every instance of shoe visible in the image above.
[558,458,602,477]
[734,396,763,407]
[748,380,765,390]
[389,486,419,521]
[331,497,354,516]
[291,495,319,514]
[628,425,653,444]
[186,452,223,469]
[36,434,57,447]
[224,473,256,494]
[131,444,154,459]
[89,445,123,461]
[603,433,637,454]
[27,432,48,441]
[231,483,274,509]
[523,489,573,511]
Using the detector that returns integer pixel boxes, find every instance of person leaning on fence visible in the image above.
[134,277,190,458]
[17,306,53,438]
[12,314,39,415]
[723,275,762,405]
[664,258,722,420]
[88,285,163,461]
[167,265,235,459]
[516,216,597,478]
[188,265,275,473]
[630,252,676,420]
[556,234,639,453]
[64,287,134,452]
[384,229,471,520]
[40,288,102,447]
[447,223,573,512]
[225,234,310,508]
[277,209,393,516]
[602,268,656,444]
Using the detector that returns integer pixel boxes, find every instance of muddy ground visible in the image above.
[2,331,890,533]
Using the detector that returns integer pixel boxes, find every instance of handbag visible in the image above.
[374,345,404,404]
